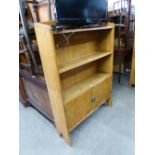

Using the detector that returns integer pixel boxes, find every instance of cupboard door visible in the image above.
[65,88,93,129]
[93,76,112,109]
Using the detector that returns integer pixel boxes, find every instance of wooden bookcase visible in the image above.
[34,22,114,145]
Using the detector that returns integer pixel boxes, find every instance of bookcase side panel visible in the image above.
[34,23,71,145]
[99,23,115,75]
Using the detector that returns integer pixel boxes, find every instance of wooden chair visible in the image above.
[114,47,132,83]
[27,0,55,22]
[109,0,134,83]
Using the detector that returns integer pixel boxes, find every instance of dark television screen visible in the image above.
[54,0,108,24]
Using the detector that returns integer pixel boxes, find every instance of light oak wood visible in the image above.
[60,62,97,90]
[93,76,112,108]
[63,73,111,129]
[54,30,111,66]
[59,51,111,74]
[69,96,110,132]
[63,73,111,104]
[34,22,114,145]
[107,97,112,107]
[53,26,113,34]
[34,23,71,145]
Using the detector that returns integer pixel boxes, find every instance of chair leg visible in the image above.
[118,63,121,83]
[123,56,126,77]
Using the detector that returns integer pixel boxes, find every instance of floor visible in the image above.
[19,75,135,155]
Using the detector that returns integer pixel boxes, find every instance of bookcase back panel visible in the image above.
[60,62,97,90]
[53,31,111,66]
[60,55,112,90]
[98,55,113,74]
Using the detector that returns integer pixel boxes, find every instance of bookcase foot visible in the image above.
[107,97,112,107]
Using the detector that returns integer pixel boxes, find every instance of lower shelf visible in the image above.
[63,73,111,104]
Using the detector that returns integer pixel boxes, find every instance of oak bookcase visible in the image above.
[34,22,114,145]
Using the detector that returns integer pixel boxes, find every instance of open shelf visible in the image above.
[58,51,111,74]
[62,73,111,104]
[53,26,113,34]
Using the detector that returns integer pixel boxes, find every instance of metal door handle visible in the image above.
[91,97,97,103]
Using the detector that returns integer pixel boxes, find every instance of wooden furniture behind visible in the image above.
[109,0,134,83]
[129,41,135,86]
[34,22,114,145]
[110,14,130,83]
[28,0,55,22]
[19,1,54,122]
[19,0,41,74]
[20,69,54,121]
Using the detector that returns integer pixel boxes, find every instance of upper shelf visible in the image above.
[52,26,113,34]
[58,51,112,74]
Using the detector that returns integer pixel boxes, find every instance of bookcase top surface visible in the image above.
[52,26,113,34]
[35,22,114,34]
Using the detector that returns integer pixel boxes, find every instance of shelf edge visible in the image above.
[59,52,112,74]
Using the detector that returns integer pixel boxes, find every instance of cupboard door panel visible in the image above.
[93,76,112,108]
[67,102,92,129]
[65,89,93,129]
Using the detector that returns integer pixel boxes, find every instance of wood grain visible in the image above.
[59,51,112,74]
[34,23,71,145]
[19,78,28,106]
[22,78,53,118]
[53,26,113,34]
[34,22,115,145]
[63,73,111,129]
[28,1,55,22]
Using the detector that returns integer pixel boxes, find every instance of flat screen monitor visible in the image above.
[54,0,108,24]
